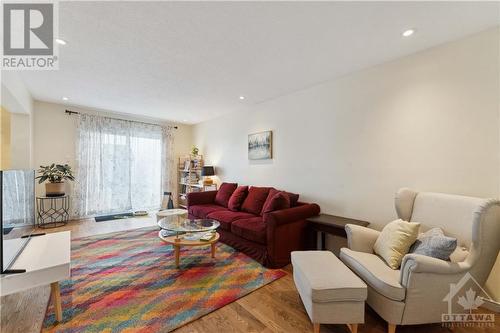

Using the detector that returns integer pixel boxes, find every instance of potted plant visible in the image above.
[36,164,75,197]
[191,145,199,156]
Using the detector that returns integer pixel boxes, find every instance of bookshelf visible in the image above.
[177,155,217,208]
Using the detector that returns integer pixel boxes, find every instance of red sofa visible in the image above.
[187,183,320,268]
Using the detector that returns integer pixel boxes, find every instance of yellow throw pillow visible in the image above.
[373,219,420,269]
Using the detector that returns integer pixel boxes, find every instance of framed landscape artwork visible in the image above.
[248,131,272,160]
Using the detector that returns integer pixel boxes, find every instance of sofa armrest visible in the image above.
[187,191,217,206]
[264,203,320,267]
[345,224,380,253]
[400,253,472,286]
[264,203,320,228]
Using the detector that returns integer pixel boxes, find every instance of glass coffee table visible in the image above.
[155,208,188,222]
[158,216,220,268]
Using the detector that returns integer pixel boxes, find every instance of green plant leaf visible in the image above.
[36,163,75,182]
[37,175,48,184]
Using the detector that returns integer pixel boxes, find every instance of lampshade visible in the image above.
[201,166,215,176]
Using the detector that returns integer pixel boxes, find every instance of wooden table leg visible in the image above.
[174,244,180,268]
[321,231,326,250]
[347,323,358,333]
[211,242,216,258]
[50,282,63,322]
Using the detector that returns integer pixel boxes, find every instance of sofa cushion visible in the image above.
[262,191,290,214]
[409,227,457,261]
[283,191,300,207]
[263,188,299,211]
[340,248,405,301]
[241,186,272,215]
[231,217,267,244]
[228,186,248,211]
[206,210,257,231]
[214,182,238,208]
[262,188,279,211]
[189,204,228,219]
[373,219,420,269]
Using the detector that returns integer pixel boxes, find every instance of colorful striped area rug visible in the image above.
[42,227,285,332]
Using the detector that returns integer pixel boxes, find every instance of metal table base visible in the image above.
[36,196,70,228]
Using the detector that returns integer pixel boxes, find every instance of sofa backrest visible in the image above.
[395,188,500,285]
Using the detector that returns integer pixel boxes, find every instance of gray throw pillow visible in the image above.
[409,228,457,261]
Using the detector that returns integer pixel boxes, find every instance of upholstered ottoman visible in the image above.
[291,251,367,333]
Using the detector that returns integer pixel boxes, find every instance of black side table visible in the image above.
[36,196,70,228]
[307,214,370,250]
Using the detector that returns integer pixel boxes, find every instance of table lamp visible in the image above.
[201,166,215,185]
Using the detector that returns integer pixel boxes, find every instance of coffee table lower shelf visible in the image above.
[158,231,220,268]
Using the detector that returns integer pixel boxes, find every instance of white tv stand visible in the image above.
[0,231,71,322]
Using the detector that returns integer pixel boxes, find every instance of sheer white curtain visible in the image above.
[73,114,174,217]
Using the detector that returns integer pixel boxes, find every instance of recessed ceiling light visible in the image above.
[402,29,415,37]
[62,97,69,101]
[55,38,67,45]
[239,96,245,100]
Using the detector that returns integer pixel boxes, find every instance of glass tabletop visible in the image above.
[156,208,187,217]
[158,216,219,233]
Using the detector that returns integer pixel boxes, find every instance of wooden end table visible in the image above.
[307,214,370,250]
[159,232,220,268]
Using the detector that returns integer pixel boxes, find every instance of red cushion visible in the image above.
[262,191,290,214]
[228,186,249,211]
[206,210,257,231]
[283,191,300,207]
[262,188,279,212]
[241,186,272,215]
[214,182,238,207]
[231,217,267,244]
[262,188,299,210]
[188,204,228,219]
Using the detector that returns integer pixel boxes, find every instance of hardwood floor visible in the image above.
[1,215,498,333]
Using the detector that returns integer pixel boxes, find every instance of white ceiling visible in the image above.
[19,1,500,124]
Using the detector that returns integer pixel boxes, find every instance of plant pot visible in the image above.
[45,182,65,197]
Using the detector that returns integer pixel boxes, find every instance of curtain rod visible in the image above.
[65,110,178,129]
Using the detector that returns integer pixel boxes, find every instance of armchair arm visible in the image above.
[400,253,471,286]
[187,191,217,206]
[345,224,380,253]
[264,203,320,228]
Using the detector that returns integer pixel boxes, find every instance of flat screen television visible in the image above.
[1,170,36,273]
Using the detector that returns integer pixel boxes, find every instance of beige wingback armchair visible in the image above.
[339,188,500,333]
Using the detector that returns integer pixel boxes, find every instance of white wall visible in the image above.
[194,28,500,229]
[10,113,32,169]
[1,71,33,115]
[32,101,193,197]
[0,71,34,169]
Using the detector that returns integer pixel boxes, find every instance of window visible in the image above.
[73,114,172,217]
